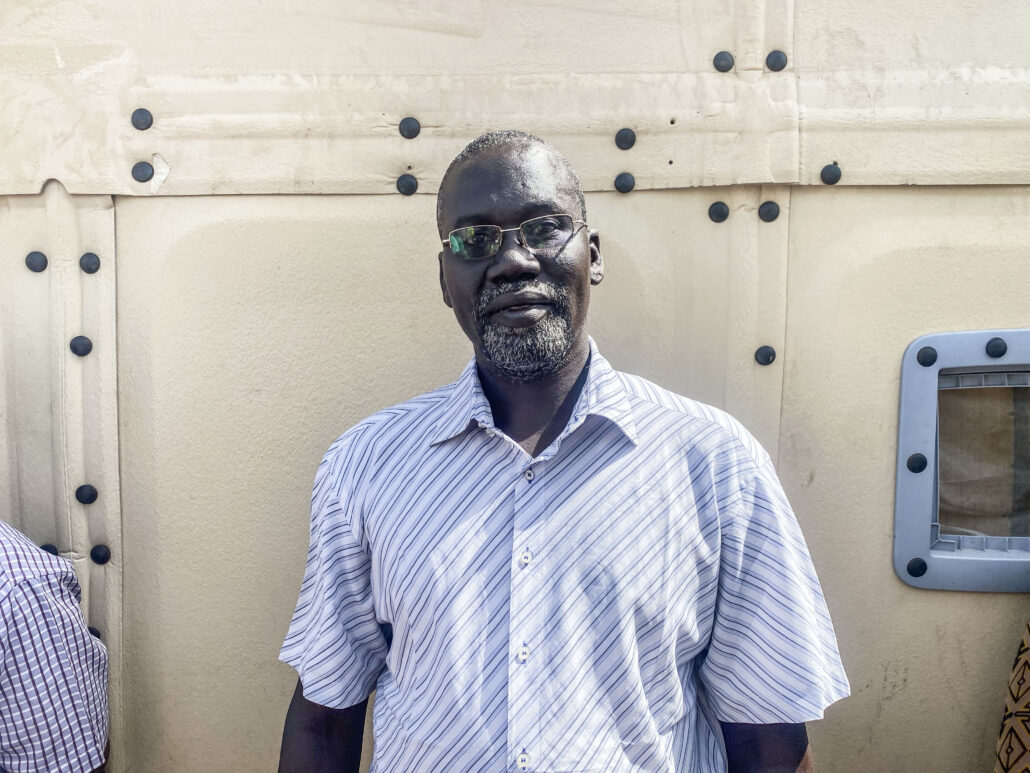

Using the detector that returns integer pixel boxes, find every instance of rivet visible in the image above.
[90,545,111,565]
[615,128,636,150]
[131,108,153,131]
[132,161,154,182]
[614,172,635,193]
[986,337,1008,358]
[906,557,928,577]
[916,346,937,367]
[758,201,780,222]
[708,201,729,223]
[754,345,776,366]
[79,252,101,274]
[69,336,93,357]
[907,453,927,473]
[396,174,418,195]
[713,51,735,72]
[766,50,788,71]
[25,251,48,272]
[820,163,842,185]
[40,544,58,556]
[75,484,99,505]
[398,117,420,139]
[88,626,102,639]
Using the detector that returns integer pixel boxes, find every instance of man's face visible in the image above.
[437,143,603,382]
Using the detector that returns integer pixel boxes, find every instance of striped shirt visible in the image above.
[0,521,108,773]
[281,341,849,772]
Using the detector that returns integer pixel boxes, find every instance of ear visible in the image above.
[438,251,453,308]
[588,230,604,286]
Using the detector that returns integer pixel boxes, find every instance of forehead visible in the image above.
[440,143,578,228]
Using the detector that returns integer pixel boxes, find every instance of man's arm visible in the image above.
[0,578,108,773]
[278,678,367,773]
[720,722,814,773]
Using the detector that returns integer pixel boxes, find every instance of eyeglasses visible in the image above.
[442,214,587,261]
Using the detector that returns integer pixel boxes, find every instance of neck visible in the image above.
[476,339,591,458]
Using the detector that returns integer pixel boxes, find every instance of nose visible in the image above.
[485,228,540,284]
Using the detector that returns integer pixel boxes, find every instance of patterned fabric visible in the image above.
[997,620,1030,773]
[281,341,849,773]
[0,520,109,773]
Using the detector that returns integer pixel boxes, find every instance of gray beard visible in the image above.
[475,281,574,382]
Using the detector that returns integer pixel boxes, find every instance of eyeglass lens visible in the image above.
[448,214,577,260]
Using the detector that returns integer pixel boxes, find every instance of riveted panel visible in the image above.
[796,0,1030,184]
[780,186,1030,772]
[0,183,124,771]
[0,0,798,195]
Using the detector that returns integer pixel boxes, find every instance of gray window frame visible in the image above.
[894,329,1030,592]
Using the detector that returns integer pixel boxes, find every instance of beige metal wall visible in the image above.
[2,1,1029,771]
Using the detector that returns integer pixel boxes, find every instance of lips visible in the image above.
[484,291,554,315]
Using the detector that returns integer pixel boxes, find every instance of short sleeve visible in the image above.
[279,430,389,709]
[699,458,850,723]
[0,575,109,773]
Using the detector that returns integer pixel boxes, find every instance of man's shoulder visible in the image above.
[0,521,76,605]
[321,380,457,461]
[613,368,771,467]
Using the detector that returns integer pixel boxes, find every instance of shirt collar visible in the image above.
[429,338,638,447]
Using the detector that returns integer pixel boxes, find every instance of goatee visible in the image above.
[475,280,574,382]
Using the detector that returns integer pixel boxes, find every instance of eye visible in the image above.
[522,216,568,242]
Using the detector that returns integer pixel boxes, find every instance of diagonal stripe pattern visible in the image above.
[281,340,849,772]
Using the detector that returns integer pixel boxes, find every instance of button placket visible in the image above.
[508,465,538,772]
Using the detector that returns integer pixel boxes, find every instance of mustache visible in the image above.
[476,281,567,314]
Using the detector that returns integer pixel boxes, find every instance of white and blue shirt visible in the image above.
[280,342,849,772]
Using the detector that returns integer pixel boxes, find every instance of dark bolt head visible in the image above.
[25,251,48,272]
[713,51,735,72]
[615,128,636,150]
[75,484,99,504]
[708,201,730,223]
[40,544,59,556]
[132,161,154,182]
[986,337,1008,358]
[916,346,938,367]
[396,174,418,195]
[754,345,777,366]
[88,626,102,639]
[766,50,788,71]
[820,163,842,185]
[614,172,635,193]
[758,201,780,222]
[906,557,928,577]
[79,252,101,274]
[398,117,420,139]
[131,108,153,131]
[907,453,928,473]
[90,545,111,565]
[69,336,93,357]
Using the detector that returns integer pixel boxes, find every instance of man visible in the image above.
[279,130,849,772]
[0,520,109,773]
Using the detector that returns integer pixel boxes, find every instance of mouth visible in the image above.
[485,292,554,315]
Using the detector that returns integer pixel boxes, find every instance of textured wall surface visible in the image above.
[2,0,1028,771]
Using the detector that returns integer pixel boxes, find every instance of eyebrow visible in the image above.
[450,202,565,230]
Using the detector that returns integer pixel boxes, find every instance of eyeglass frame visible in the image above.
[441,213,589,261]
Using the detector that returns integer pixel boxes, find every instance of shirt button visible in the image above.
[524,469,535,481]
[517,752,529,770]
[516,644,530,663]
[518,549,533,567]
[485,429,497,438]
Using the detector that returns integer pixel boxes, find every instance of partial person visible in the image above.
[279,130,849,773]
[0,520,109,773]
